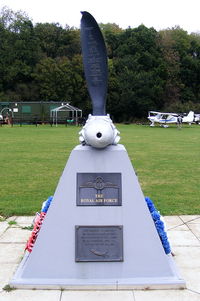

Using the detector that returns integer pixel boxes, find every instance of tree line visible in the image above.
[0,7,200,121]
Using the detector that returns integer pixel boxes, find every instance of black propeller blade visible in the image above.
[80,11,108,116]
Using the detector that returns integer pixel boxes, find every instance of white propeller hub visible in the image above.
[79,115,120,148]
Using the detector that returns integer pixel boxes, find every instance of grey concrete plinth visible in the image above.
[10,145,185,289]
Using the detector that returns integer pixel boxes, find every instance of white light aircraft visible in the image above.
[194,113,200,124]
[147,111,194,127]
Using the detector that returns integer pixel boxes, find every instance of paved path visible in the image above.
[0,215,200,300]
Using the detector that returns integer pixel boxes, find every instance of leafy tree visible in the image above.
[34,23,81,59]
[32,55,89,114]
[0,7,40,100]
[69,54,90,114]
[107,59,121,120]
[180,33,200,103]
[33,57,71,101]
[109,25,167,121]
[160,27,200,110]
[0,6,30,30]
[159,29,182,108]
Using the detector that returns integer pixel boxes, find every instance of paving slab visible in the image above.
[164,216,183,230]
[172,246,200,269]
[0,243,26,264]
[187,223,200,239]
[0,227,30,243]
[134,289,200,301]
[0,264,18,292]
[15,216,34,227]
[179,215,200,223]
[61,290,134,301]
[169,224,189,231]
[172,246,200,293]
[0,290,61,301]
[0,222,9,236]
[186,217,200,224]
[6,217,17,222]
[167,229,200,247]
[179,267,200,293]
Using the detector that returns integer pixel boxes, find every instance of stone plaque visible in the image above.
[75,226,123,262]
[77,173,122,206]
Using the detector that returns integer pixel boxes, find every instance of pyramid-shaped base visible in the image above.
[11,145,185,289]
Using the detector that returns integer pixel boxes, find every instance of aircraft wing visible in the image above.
[159,112,178,116]
[148,111,178,116]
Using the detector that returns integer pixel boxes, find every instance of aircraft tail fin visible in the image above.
[183,111,194,123]
[187,111,194,118]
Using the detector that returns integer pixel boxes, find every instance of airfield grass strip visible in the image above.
[0,124,199,216]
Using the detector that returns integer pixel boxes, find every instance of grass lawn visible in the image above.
[0,123,199,216]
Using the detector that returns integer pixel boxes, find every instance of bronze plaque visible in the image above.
[75,226,123,262]
[77,173,122,206]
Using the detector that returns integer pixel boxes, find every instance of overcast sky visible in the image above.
[1,0,200,33]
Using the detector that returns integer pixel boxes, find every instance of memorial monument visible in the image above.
[10,11,185,289]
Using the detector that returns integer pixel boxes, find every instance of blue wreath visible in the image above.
[145,197,171,254]
[41,196,53,213]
